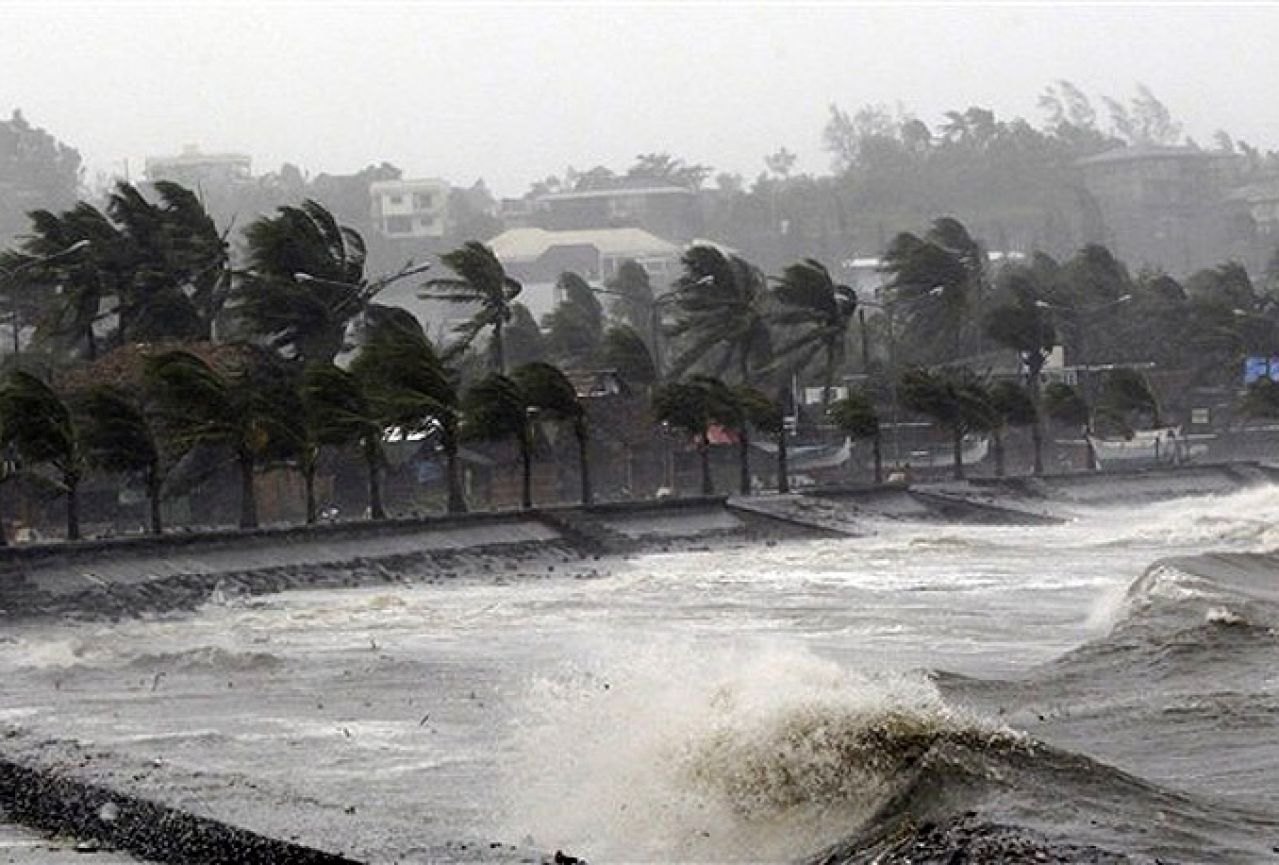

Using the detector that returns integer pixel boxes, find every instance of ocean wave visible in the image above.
[126,646,285,672]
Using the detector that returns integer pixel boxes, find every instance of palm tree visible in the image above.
[828,390,883,484]
[668,245,771,383]
[352,309,466,514]
[302,363,387,521]
[0,371,84,539]
[505,303,547,368]
[424,241,522,373]
[716,383,778,496]
[77,385,168,534]
[607,259,656,346]
[543,272,605,366]
[601,325,657,391]
[987,380,1037,478]
[898,366,993,480]
[771,259,859,407]
[984,270,1057,474]
[236,200,375,365]
[512,362,591,506]
[737,387,790,493]
[146,349,296,529]
[461,374,533,508]
[652,377,734,496]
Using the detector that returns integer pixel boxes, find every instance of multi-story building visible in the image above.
[144,145,252,188]
[369,178,449,239]
[533,179,703,243]
[1078,146,1243,275]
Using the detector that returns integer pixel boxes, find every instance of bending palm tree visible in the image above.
[512,362,591,506]
[0,371,84,539]
[829,390,882,484]
[668,245,771,383]
[352,309,466,514]
[424,241,522,373]
[461,374,533,508]
[78,385,168,534]
[771,258,858,407]
[303,363,387,520]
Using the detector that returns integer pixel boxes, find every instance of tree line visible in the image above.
[0,179,1275,542]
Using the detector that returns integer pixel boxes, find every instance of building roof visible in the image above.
[1077,145,1240,167]
[487,227,681,262]
[537,184,695,202]
[369,178,449,193]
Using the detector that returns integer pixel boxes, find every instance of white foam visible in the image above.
[500,640,999,863]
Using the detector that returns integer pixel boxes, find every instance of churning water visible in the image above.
[2,487,1279,862]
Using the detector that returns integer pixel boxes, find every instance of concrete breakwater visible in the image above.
[1,462,1271,621]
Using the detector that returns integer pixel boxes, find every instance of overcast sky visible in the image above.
[4,2,1278,197]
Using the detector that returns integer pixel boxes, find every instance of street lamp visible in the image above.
[859,285,945,464]
[1034,294,1132,468]
[1,239,91,357]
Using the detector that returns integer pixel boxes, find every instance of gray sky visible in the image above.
[4,2,1278,197]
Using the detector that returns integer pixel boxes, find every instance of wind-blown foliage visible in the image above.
[77,385,168,534]
[606,260,656,344]
[668,246,772,382]
[601,325,657,390]
[986,380,1037,477]
[512,361,591,505]
[425,241,522,372]
[543,272,605,366]
[899,366,993,479]
[652,376,737,496]
[461,373,533,508]
[351,309,466,514]
[771,258,859,404]
[236,199,374,364]
[145,349,298,529]
[0,371,84,539]
[302,363,386,521]
[828,390,882,484]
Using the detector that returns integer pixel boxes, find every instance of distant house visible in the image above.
[145,144,252,188]
[1077,145,1242,275]
[486,226,684,318]
[534,179,703,242]
[369,178,449,239]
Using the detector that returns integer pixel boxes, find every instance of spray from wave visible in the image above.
[500,641,1012,863]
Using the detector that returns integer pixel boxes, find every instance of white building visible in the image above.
[370,178,449,239]
[145,145,251,187]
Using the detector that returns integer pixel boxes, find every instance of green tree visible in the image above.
[1095,368,1161,436]
[462,373,533,508]
[987,380,1038,477]
[236,200,376,365]
[606,260,656,345]
[425,241,522,373]
[352,309,466,514]
[771,258,859,407]
[601,325,657,390]
[899,366,993,479]
[543,271,605,366]
[77,385,168,534]
[302,363,386,521]
[512,361,592,506]
[828,390,883,484]
[0,371,84,539]
[668,245,771,383]
[652,378,723,496]
[984,269,1057,474]
[146,349,296,529]
[505,303,547,368]
[738,386,790,493]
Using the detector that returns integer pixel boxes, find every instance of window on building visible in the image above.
[413,193,434,210]
[388,194,404,206]
[385,216,414,234]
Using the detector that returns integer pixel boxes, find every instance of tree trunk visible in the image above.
[1028,363,1045,476]
[872,432,883,485]
[238,454,258,529]
[65,472,80,541]
[493,318,506,374]
[364,439,386,520]
[952,426,965,480]
[576,422,592,507]
[776,431,789,494]
[993,429,1006,478]
[303,457,318,525]
[520,430,533,509]
[859,309,870,372]
[738,427,751,496]
[699,438,714,496]
[443,425,467,514]
[147,465,163,536]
